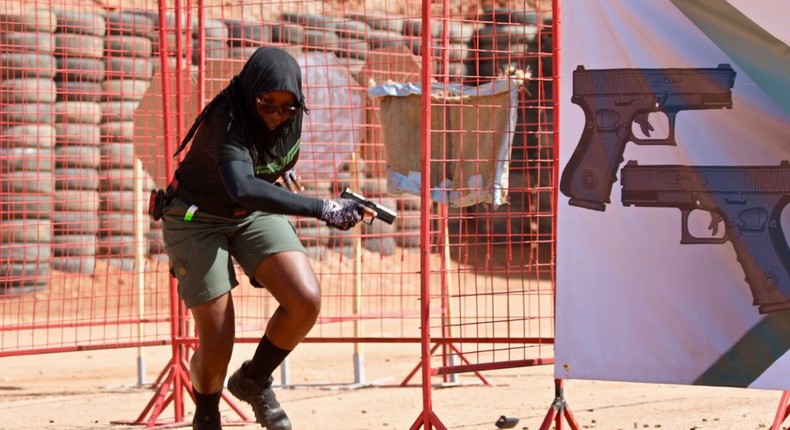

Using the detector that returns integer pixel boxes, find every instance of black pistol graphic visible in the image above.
[561,64,736,211]
[620,160,790,314]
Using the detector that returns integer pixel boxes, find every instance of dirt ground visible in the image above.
[0,341,786,430]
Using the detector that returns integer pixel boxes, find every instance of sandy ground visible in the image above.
[0,342,786,430]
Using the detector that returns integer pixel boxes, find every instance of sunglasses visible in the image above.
[256,98,300,118]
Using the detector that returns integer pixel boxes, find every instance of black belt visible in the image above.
[171,176,251,219]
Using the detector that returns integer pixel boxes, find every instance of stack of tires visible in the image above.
[402,18,476,82]
[328,19,370,78]
[281,12,338,56]
[191,17,228,65]
[137,11,189,76]
[469,8,539,86]
[98,10,155,270]
[50,8,106,275]
[224,18,268,60]
[0,9,58,293]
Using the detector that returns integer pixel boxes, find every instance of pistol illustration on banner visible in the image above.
[620,160,790,314]
[560,64,737,211]
[340,188,397,225]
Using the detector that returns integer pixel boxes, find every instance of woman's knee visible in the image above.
[289,280,321,324]
[197,334,234,362]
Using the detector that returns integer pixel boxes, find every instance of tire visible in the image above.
[446,22,476,43]
[97,234,136,256]
[0,9,57,33]
[2,124,56,149]
[0,103,54,124]
[54,123,101,147]
[101,80,150,102]
[1,170,54,194]
[55,167,100,191]
[279,12,329,29]
[53,234,98,256]
[99,191,135,212]
[53,189,100,212]
[53,210,99,235]
[54,33,104,58]
[304,29,340,52]
[101,142,137,171]
[192,17,229,40]
[53,255,96,274]
[99,121,134,143]
[401,18,443,38]
[0,31,55,54]
[54,9,107,37]
[99,101,138,123]
[0,193,53,219]
[366,30,409,50]
[0,262,50,294]
[191,39,227,63]
[345,13,404,33]
[55,145,101,169]
[0,147,54,172]
[224,19,270,47]
[0,219,52,243]
[474,24,538,49]
[106,11,155,37]
[104,35,153,58]
[334,37,368,60]
[100,142,135,168]
[56,81,103,102]
[269,22,304,45]
[0,243,52,261]
[55,57,106,83]
[102,257,137,271]
[477,8,539,26]
[99,167,136,191]
[329,20,371,40]
[54,101,102,124]
[12,80,56,112]
[440,43,471,62]
[0,53,56,79]
[362,237,397,256]
[105,56,154,80]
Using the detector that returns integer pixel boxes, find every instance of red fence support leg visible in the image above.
[771,391,790,430]
[539,379,581,430]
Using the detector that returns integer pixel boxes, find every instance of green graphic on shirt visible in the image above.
[255,139,300,175]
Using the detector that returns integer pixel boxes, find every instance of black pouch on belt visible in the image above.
[148,189,166,221]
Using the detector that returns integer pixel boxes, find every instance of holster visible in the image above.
[148,177,179,221]
[148,189,166,221]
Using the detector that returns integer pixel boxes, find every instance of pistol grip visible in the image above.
[560,105,629,211]
[746,197,790,313]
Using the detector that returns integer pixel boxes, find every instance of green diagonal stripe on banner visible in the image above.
[671,0,790,388]
[670,0,790,118]
[694,311,790,387]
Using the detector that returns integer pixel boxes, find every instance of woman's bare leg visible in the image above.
[189,292,236,394]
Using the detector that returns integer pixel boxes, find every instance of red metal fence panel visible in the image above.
[0,0,557,426]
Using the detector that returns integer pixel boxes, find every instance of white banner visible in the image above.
[556,0,790,389]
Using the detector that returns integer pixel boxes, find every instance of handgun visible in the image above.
[561,64,736,211]
[340,188,397,225]
[620,160,790,314]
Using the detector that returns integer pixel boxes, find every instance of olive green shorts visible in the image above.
[162,196,306,308]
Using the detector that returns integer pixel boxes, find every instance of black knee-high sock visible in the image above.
[193,388,222,420]
[245,335,292,380]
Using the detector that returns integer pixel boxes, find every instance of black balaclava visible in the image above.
[175,47,307,166]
